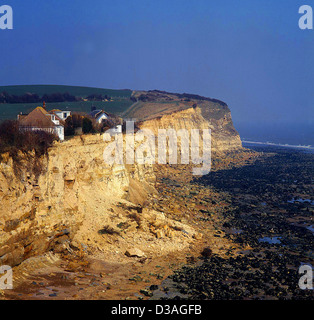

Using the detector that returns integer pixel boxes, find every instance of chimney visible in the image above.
[43,101,46,109]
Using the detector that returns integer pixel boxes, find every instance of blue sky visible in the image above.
[0,0,313,144]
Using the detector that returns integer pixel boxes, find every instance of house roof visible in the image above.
[48,110,66,125]
[89,110,109,119]
[89,109,103,118]
[19,107,58,128]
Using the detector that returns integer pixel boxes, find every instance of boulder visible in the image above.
[193,232,203,240]
[156,229,164,239]
[0,246,24,267]
[201,247,212,258]
[125,248,145,258]
[0,245,11,258]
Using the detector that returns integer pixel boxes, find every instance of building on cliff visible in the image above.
[89,107,122,133]
[17,102,71,141]
[89,108,110,124]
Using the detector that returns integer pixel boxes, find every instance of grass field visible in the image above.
[0,85,134,121]
[0,99,134,121]
[122,100,192,121]
[0,85,132,98]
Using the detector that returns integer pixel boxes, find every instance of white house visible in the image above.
[17,104,71,141]
[53,110,71,121]
[89,107,122,133]
[89,109,109,124]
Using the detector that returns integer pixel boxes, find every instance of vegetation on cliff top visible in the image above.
[0,120,57,177]
[0,120,56,156]
[123,90,231,123]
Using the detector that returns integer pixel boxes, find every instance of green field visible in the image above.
[0,99,134,121]
[0,85,134,121]
[0,85,132,98]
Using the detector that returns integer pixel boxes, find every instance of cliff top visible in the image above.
[123,90,230,122]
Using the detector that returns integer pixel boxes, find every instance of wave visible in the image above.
[242,139,314,151]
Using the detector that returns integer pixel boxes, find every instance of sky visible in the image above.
[0,0,313,144]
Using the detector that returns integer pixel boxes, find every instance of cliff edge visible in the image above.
[124,90,243,153]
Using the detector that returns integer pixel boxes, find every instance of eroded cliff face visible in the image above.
[125,90,243,154]
[139,107,242,154]
[0,135,156,267]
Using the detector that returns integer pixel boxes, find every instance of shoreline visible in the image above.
[150,146,314,300]
[242,140,314,153]
[2,146,313,300]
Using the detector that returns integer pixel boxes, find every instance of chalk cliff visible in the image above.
[138,107,242,154]
[125,90,243,153]
[0,90,245,270]
[0,135,156,267]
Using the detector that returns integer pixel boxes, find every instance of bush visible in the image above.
[82,117,93,134]
[0,120,56,156]
[65,113,122,136]
[64,116,75,136]
[0,120,57,177]
[0,119,19,146]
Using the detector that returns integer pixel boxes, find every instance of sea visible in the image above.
[242,140,314,154]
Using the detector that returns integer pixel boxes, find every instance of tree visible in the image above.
[64,116,75,136]
[82,117,93,134]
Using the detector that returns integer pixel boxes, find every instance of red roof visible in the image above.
[19,107,57,128]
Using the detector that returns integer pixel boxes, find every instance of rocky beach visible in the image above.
[150,146,314,300]
[0,91,312,301]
